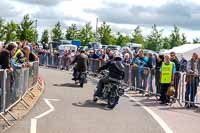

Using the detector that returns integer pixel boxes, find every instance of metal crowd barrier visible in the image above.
[0,61,39,125]
[88,59,106,73]
[88,59,200,106]
[128,66,158,96]
[39,53,73,70]
[179,73,200,106]
[0,70,5,112]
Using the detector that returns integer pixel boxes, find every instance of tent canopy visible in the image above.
[161,44,200,60]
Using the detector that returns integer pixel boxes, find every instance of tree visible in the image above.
[168,26,182,48]
[78,22,95,46]
[193,38,200,44]
[110,35,117,45]
[162,37,170,49]
[41,29,49,44]
[98,22,113,45]
[0,18,5,41]
[18,15,38,42]
[65,24,79,40]
[145,24,163,51]
[131,26,145,47]
[33,30,38,42]
[116,32,129,46]
[51,22,63,41]
[181,33,187,44]
[4,21,19,43]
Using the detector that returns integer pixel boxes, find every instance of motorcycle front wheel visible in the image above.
[108,94,119,109]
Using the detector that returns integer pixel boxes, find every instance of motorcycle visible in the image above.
[75,71,87,87]
[93,71,125,109]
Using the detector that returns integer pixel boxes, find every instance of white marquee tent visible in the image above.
[161,44,200,60]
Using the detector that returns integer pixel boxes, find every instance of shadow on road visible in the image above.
[130,97,200,116]
[160,106,200,116]
[72,100,111,111]
[131,98,162,107]
[54,83,80,88]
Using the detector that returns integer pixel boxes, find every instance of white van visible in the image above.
[126,43,142,53]
[58,45,77,56]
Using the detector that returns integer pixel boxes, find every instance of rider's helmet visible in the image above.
[114,51,123,61]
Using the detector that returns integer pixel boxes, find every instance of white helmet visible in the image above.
[114,52,123,59]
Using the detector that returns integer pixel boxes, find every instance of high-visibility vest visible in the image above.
[13,49,25,63]
[161,62,173,84]
[13,49,22,60]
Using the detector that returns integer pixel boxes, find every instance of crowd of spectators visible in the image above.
[83,47,199,108]
[0,41,39,72]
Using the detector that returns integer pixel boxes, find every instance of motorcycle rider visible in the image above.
[94,52,125,97]
[71,49,88,81]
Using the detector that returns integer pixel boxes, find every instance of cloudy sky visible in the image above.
[1,0,200,41]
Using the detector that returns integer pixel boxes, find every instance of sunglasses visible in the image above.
[170,54,175,57]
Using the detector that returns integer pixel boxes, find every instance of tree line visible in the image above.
[1,15,200,51]
[0,15,38,44]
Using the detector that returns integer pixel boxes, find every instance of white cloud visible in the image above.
[12,0,65,6]
[1,0,200,41]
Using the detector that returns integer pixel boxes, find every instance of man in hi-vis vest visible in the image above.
[160,55,176,104]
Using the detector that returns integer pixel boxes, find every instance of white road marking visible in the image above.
[124,94,173,133]
[30,98,60,133]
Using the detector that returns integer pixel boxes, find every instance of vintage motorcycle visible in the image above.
[93,70,125,109]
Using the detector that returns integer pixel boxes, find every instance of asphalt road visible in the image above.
[6,68,164,133]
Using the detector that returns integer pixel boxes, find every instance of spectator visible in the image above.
[13,41,25,64]
[123,47,133,59]
[145,52,153,69]
[12,46,33,69]
[160,54,176,104]
[29,49,39,62]
[170,52,180,71]
[0,43,17,71]
[123,53,131,84]
[22,41,28,48]
[108,51,114,61]
[31,42,39,55]
[123,53,131,65]
[91,50,99,59]
[170,52,181,98]
[88,50,93,58]
[131,52,138,89]
[180,55,187,72]
[99,49,108,62]
[155,54,164,94]
[106,48,111,55]
[62,50,71,70]
[145,52,153,93]
[185,53,200,108]
[134,50,148,93]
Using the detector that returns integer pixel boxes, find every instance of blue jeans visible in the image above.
[185,77,199,104]
[148,71,153,93]
[137,71,147,91]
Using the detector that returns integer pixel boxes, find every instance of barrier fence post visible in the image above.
[0,70,12,126]
[2,70,7,113]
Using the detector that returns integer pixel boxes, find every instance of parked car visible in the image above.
[88,42,102,50]
[107,45,121,51]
